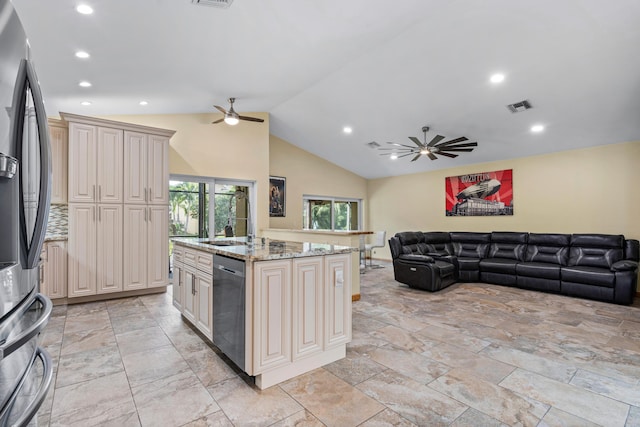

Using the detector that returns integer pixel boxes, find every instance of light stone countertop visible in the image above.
[44,234,67,242]
[171,237,358,262]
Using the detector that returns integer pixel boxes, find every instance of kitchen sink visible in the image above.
[205,240,246,247]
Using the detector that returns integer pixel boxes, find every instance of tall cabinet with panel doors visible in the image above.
[40,241,67,299]
[47,118,68,204]
[61,112,175,299]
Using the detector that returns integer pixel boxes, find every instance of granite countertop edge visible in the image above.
[172,237,358,262]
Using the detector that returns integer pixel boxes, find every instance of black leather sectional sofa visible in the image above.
[388,231,640,305]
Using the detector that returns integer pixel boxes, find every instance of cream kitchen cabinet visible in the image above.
[124,131,169,205]
[253,259,292,373]
[292,257,323,361]
[40,241,67,299]
[174,247,213,338]
[323,254,352,348]
[68,204,123,297]
[48,119,68,204]
[68,122,123,204]
[172,246,184,311]
[123,205,169,290]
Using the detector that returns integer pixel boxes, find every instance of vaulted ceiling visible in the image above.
[12,0,640,179]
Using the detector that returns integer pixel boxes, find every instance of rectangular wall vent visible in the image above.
[507,99,532,113]
[191,0,233,8]
[366,141,381,149]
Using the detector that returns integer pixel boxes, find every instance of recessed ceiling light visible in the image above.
[343,126,352,134]
[80,101,92,106]
[490,73,505,84]
[390,154,398,160]
[139,101,148,106]
[79,81,92,87]
[75,51,90,59]
[531,124,545,133]
[76,4,93,14]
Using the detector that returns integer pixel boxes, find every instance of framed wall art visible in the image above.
[445,169,513,216]
[269,176,286,217]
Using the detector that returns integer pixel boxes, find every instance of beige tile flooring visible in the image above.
[36,262,640,426]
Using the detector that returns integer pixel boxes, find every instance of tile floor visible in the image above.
[36,262,640,426]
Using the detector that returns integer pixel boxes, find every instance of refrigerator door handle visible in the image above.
[0,346,53,426]
[0,293,52,361]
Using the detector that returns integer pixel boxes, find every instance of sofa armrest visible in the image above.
[612,260,639,272]
[426,251,449,257]
[398,254,435,263]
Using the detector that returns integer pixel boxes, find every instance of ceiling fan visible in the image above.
[212,97,264,125]
[379,126,477,161]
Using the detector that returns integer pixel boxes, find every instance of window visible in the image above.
[169,180,209,238]
[212,184,250,238]
[303,196,361,231]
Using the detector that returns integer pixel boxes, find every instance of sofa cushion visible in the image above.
[525,233,570,265]
[516,262,561,280]
[423,232,453,255]
[450,232,491,259]
[569,234,624,269]
[479,258,519,274]
[398,254,434,264]
[561,266,616,288]
[488,232,528,261]
[457,257,481,271]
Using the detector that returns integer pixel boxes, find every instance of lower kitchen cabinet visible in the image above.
[123,205,169,290]
[172,247,184,311]
[174,247,213,339]
[68,203,123,297]
[40,241,68,299]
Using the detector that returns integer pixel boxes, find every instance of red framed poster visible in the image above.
[445,169,513,216]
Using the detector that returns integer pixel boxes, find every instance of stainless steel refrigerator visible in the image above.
[0,0,53,425]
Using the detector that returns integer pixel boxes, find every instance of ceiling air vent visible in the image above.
[366,141,381,149]
[191,0,233,8]
[507,99,532,113]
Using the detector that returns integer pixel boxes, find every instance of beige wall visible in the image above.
[368,141,640,260]
[269,135,368,230]
[102,112,271,233]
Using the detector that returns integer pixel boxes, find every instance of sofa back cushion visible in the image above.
[569,234,624,269]
[450,232,491,259]
[396,232,428,255]
[422,232,453,255]
[625,239,640,262]
[525,233,570,265]
[488,232,528,261]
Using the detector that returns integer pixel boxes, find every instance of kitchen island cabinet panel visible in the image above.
[292,257,323,361]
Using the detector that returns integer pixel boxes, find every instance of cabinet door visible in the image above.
[324,254,352,348]
[97,205,123,294]
[123,205,147,290]
[147,206,168,288]
[68,204,97,297]
[195,272,213,338]
[172,263,184,312]
[96,127,123,203]
[292,258,323,360]
[49,124,68,204]
[183,267,197,324]
[147,135,169,205]
[253,260,291,373]
[43,241,68,299]
[68,123,97,203]
[123,131,147,204]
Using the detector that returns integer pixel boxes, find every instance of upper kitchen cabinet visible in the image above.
[67,121,123,203]
[124,131,169,205]
[47,119,68,204]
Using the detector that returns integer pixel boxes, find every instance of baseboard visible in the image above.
[53,286,167,305]
[352,293,361,302]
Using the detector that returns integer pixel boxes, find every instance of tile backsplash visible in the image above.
[47,204,68,236]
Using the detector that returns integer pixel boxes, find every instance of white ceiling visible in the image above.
[12,0,640,179]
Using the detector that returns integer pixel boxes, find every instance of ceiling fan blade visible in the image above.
[441,142,477,149]
[438,152,458,158]
[408,137,424,148]
[239,115,264,123]
[397,152,417,158]
[214,105,227,114]
[387,142,418,149]
[427,152,438,160]
[427,135,446,147]
[440,148,475,152]
[435,137,469,147]
[410,153,422,162]
[212,118,225,124]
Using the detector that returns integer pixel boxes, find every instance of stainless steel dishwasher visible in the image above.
[212,254,246,371]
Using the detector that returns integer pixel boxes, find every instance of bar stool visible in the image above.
[365,231,386,269]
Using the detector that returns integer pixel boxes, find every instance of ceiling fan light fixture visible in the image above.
[224,113,239,125]
[420,148,429,155]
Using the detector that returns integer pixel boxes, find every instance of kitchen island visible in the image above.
[171,237,357,389]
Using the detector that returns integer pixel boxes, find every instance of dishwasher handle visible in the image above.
[215,264,244,277]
